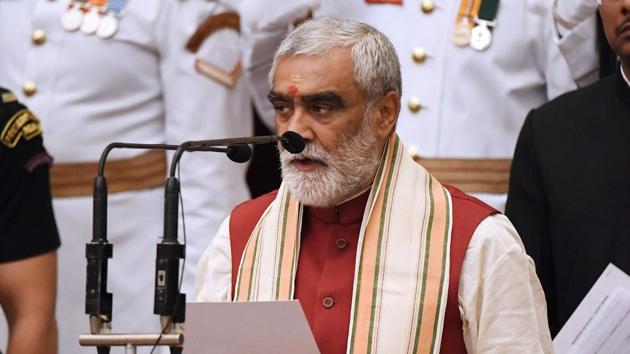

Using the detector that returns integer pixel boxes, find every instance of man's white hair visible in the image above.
[269,16,402,105]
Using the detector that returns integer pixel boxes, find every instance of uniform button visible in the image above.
[22,81,38,97]
[32,29,47,45]
[322,296,335,309]
[421,0,436,14]
[335,238,348,249]
[412,47,427,64]
[408,97,422,113]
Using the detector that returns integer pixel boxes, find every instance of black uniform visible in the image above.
[505,71,630,336]
[0,87,60,263]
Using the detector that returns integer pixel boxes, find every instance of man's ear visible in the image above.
[372,91,400,139]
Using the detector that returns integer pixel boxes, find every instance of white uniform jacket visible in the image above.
[240,0,599,208]
[0,0,251,352]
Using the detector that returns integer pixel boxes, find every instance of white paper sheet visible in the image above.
[183,300,320,354]
[553,263,630,354]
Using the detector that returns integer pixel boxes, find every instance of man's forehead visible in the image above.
[271,50,357,99]
[274,50,353,78]
[289,73,304,83]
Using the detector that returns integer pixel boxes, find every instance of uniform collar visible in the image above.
[307,189,371,225]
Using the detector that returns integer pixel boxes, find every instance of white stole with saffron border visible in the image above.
[234,133,453,354]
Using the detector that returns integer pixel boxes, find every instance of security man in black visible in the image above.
[0,87,60,353]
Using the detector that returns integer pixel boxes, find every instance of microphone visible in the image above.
[220,132,302,162]
[279,131,306,154]
[226,144,252,163]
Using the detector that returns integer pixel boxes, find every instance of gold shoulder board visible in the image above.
[1,109,43,148]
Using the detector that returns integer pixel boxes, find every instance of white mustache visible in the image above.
[281,143,330,165]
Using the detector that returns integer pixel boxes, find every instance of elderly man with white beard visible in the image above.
[195,16,552,354]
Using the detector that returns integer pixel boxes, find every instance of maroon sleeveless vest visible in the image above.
[228,185,496,354]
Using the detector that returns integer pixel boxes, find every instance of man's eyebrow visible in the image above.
[267,91,291,102]
[301,91,345,107]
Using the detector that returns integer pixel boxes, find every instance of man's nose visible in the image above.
[286,109,314,142]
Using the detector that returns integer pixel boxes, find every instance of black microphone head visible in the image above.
[226,144,252,163]
[280,131,306,154]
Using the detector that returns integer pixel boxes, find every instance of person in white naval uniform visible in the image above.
[239,0,600,210]
[0,0,251,353]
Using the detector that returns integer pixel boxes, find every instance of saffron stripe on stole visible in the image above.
[348,137,391,353]
[413,177,450,354]
[410,174,435,353]
[235,221,263,300]
[369,139,403,352]
[406,171,433,354]
[273,192,291,299]
[288,206,302,299]
[428,187,451,353]
[251,225,265,300]
[235,205,273,300]
[349,138,400,354]
[276,194,301,300]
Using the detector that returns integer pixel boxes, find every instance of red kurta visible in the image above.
[229,186,495,354]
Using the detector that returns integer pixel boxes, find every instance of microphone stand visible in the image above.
[82,133,304,354]
[83,142,247,354]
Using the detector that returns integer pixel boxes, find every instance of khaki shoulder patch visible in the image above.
[186,12,242,88]
[185,12,241,53]
[1,109,43,148]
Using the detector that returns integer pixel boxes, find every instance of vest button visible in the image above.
[336,238,348,249]
[322,296,335,309]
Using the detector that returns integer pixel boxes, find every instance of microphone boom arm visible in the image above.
[86,132,304,354]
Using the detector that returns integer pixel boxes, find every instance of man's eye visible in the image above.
[273,105,291,114]
[312,105,332,114]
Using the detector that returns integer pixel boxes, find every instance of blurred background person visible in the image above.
[0,0,251,352]
[506,0,630,336]
[0,87,59,354]
[239,0,601,210]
